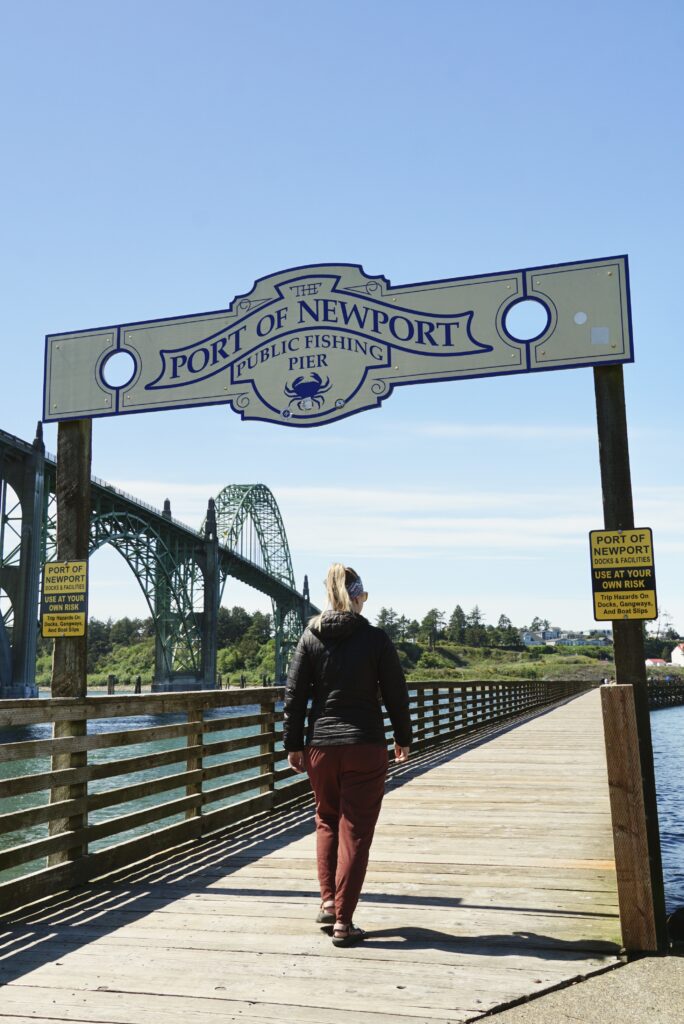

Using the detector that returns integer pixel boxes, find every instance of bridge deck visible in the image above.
[0,690,620,1023]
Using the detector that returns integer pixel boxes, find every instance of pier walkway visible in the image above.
[0,690,620,1023]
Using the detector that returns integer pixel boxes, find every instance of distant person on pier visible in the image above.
[283,563,412,947]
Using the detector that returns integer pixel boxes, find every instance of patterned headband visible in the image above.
[347,576,365,600]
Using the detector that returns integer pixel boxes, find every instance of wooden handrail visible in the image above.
[0,679,594,915]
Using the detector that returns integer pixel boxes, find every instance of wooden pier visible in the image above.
[0,688,620,1024]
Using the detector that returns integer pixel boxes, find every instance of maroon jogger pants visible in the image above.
[305,743,388,923]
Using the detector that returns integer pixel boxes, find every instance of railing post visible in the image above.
[462,684,470,731]
[431,686,439,740]
[185,703,203,824]
[482,682,490,723]
[260,694,276,801]
[417,685,426,748]
[474,683,482,726]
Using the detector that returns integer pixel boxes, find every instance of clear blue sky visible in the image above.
[1,0,682,633]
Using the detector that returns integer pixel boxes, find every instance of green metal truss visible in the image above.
[211,484,306,674]
[40,476,306,681]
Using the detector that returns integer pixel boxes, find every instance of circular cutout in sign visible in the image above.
[503,298,550,341]
[101,351,137,388]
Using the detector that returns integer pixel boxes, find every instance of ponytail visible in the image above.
[309,563,361,629]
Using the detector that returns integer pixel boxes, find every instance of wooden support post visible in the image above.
[594,365,667,952]
[260,697,276,800]
[48,418,92,864]
[417,686,426,744]
[185,706,203,822]
[601,685,660,952]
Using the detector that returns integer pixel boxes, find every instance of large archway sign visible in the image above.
[43,256,631,426]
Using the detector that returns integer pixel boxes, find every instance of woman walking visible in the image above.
[283,564,412,947]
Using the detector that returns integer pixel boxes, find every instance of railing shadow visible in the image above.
[360,927,620,957]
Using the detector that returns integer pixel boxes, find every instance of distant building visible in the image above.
[646,658,668,667]
[671,643,684,667]
[520,627,612,649]
[521,631,545,647]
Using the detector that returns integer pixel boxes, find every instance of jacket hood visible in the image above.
[309,611,366,644]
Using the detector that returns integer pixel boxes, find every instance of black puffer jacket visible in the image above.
[283,611,412,750]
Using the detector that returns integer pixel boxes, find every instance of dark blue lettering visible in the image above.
[389,315,414,342]
[338,301,370,330]
[188,348,210,374]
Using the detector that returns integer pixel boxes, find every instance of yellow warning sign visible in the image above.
[589,529,657,621]
[41,561,88,637]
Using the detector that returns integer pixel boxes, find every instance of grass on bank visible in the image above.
[35,636,647,690]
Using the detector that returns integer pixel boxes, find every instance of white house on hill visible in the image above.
[671,643,684,667]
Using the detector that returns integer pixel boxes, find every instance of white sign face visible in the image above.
[43,256,632,427]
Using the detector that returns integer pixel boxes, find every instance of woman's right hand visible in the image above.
[394,744,410,763]
[288,750,306,773]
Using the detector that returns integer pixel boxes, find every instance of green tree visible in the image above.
[405,619,420,642]
[420,608,445,649]
[110,617,144,646]
[396,614,410,640]
[495,613,520,647]
[464,605,487,647]
[447,605,466,643]
[217,606,252,647]
[87,617,112,671]
[237,612,273,668]
[376,607,399,640]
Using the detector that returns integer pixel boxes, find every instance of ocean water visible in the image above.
[651,705,684,913]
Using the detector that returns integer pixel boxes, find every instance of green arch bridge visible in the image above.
[0,425,316,697]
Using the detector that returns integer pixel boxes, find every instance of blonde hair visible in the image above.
[309,563,361,629]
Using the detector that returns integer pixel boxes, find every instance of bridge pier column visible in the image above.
[274,604,284,683]
[154,499,174,685]
[201,498,218,689]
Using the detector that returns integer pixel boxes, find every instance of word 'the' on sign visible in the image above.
[41,561,88,638]
[589,528,657,621]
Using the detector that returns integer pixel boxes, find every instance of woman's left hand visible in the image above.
[288,750,306,773]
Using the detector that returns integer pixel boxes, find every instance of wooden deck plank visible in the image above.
[0,691,620,1024]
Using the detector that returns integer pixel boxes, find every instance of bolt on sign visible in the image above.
[41,561,88,638]
[589,529,657,621]
[43,256,632,427]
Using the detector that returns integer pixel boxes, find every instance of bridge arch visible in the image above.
[209,484,307,681]
[0,428,314,694]
[212,484,296,591]
[89,511,204,679]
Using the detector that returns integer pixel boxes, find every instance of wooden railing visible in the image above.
[0,679,593,914]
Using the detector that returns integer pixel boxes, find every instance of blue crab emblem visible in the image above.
[284,373,332,411]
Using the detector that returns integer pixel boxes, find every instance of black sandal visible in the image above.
[332,922,367,947]
[316,901,336,924]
